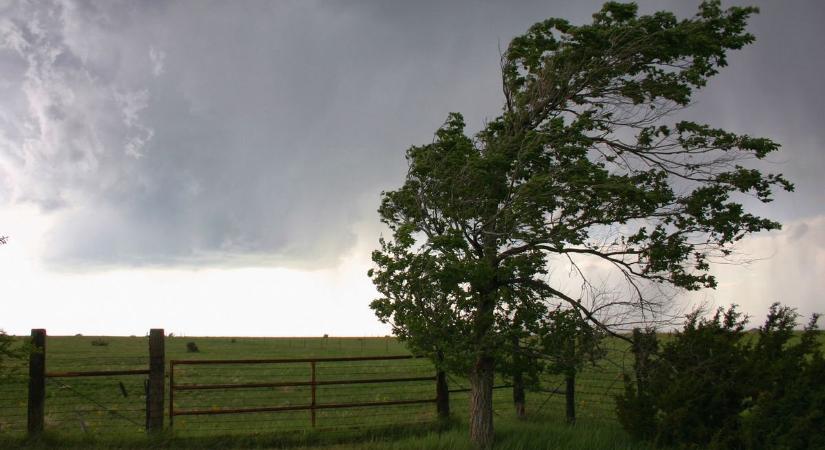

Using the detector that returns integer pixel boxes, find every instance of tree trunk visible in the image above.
[469,355,495,450]
[565,370,576,424]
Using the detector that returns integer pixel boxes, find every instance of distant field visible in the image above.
[0,335,629,441]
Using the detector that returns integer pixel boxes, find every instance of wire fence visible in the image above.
[43,376,146,435]
[0,334,632,439]
[0,376,27,434]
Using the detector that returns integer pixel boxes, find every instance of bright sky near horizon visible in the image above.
[1,0,823,336]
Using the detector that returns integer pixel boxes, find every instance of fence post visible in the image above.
[168,361,175,429]
[310,361,317,427]
[435,350,449,419]
[27,329,46,435]
[147,328,165,433]
[565,371,576,424]
[436,369,450,419]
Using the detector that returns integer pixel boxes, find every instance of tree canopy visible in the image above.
[369,2,791,447]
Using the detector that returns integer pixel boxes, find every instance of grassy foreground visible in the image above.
[2,414,651,450]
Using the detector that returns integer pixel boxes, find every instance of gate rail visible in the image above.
[169,355,442,428]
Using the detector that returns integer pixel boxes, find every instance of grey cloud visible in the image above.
[0,0,823,269]
[790,222,809,241]
[702,215,825,322]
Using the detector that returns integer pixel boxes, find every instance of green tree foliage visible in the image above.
[0,330,28,381]
[369,2,790,447]
[617,303,824,449]
[0,236,24,380]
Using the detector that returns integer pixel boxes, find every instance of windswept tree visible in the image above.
[369,2,792,447]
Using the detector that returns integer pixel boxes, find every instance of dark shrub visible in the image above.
[186,342,200,353]
[91,338,109,347]
[617,303,823,450]
[617,307,750,447]
[739,308,825,450]
[615,328,658,440]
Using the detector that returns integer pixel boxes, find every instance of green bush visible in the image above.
[0,330,30,381]
[615,328,658,440]
[739,307,825,450]
[616,303,823,449]
[90,338,109,347]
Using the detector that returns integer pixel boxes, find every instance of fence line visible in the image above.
[25,329,165,435]
[4,330,630,439]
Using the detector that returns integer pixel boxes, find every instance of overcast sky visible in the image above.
[1,0,823,336]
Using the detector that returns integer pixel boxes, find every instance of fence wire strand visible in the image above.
[1,335,634,438]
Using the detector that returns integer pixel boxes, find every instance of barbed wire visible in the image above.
[46,378,144,428]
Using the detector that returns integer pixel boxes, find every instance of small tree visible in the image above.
[539,306,606,423]
[370,2,791,447]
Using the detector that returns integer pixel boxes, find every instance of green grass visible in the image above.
[0,335,637,448]
[1,417,653,449]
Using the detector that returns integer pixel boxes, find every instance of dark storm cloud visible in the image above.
[0,0,822,268]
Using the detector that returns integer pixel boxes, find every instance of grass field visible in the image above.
[0,335,635,448]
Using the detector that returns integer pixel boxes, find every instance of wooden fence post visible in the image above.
[436,369,450,419]
[565,371,576,424]
[147,328,165,432]
[310,361,317,427]
[435,350,449,419]
[27,329,46,435]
